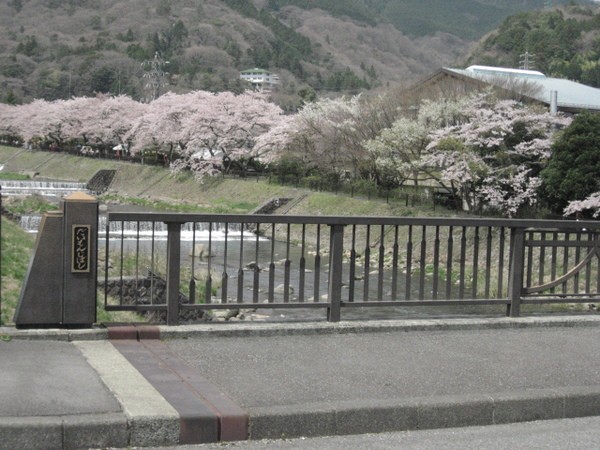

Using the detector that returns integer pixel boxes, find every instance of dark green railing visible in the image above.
[103,213,600,324]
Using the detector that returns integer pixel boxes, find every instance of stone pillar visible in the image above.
[62,192,99,326]
[14,192,98,328]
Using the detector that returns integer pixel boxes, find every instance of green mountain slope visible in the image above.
[466,4,600,87]
[266,0,578,39]
[0,0,595,107]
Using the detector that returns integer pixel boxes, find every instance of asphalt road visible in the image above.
[163,327,600,409]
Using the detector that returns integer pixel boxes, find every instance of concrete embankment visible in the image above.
[0,146,302,211]
[0,145,420,219]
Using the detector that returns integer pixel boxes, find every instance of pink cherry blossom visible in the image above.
[563,192,600,218]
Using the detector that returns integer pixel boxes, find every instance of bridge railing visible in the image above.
[102,213,600,324]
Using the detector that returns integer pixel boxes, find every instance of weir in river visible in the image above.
[1,180,88,197]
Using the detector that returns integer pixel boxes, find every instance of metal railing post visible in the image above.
[507,227,525,317]
[327,224,345,322]
[166,221,183,325]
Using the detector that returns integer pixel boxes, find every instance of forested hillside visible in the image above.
[0,0,594,107]
[467,4,600,87]
[267,0,576,39]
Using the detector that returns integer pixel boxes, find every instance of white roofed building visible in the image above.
[411,64,600,114]
[240,68,280,92]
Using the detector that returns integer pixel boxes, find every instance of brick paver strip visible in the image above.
[105,324,161,340]
[110,335,248,444]
[106,325,138,340]
[141,339,249,442]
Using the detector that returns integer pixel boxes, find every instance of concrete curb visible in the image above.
[0,413,128,450]
[158,314,600,339]
[3,315,600,341]
[74,341,180,447]
[247,385,600,440]
[0,326,108,341]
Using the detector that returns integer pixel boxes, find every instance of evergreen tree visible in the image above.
[539,112,600,214]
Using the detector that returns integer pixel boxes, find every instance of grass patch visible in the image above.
[100,193,258,214]
[0,217,34,325]
[0,146,120,182]
[95,298,143,324]
[0,171,31,181]
[3,194,58,215]
[100,193,206,213]
[206,199,258,214]
[293,191,454,218]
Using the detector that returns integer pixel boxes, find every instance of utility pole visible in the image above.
[142,51,169,102]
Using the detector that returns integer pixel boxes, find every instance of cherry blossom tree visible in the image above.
[80,95,146,149]
[53,96,103,145]
[0,95,145,152]
[0,103,20,142]
[563,192,600,218]
[289,95,390,179]
[168,91,290,178]
[421,92,572,216]
[6,99,62,146]
[126,91,196,163]
[251,117,297,165]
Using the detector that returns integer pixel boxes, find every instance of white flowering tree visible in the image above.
[364,97,469,188]
[422,92,572,216]
[289,95,382,179]
[365,118,429,188]
[563,193,600,218]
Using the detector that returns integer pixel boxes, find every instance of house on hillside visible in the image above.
[410,65,600,114]
[240,68,280,92]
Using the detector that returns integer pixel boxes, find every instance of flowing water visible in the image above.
[1,180,88,197]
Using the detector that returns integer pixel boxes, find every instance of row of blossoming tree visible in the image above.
[0,91,293,178]
[1,87,598,218]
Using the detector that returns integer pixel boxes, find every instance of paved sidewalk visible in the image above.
[2,315,600,449]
